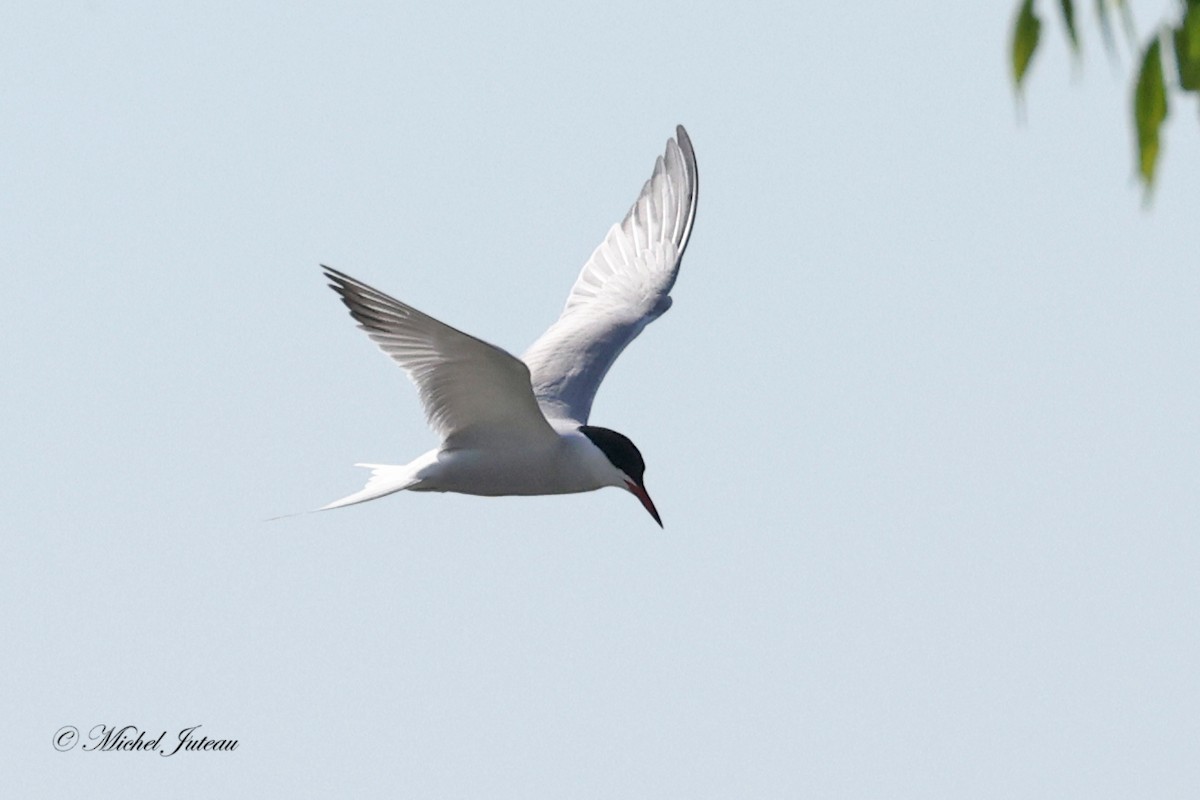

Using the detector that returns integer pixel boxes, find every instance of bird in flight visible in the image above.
[319,125,697,527]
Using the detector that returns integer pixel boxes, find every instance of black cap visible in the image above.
[579,425,646,485]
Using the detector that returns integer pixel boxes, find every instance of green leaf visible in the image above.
[1174,4,1200,91]
[1012,0,1042,91]
[1060,0,1080,52]
[1133,37,1168,190]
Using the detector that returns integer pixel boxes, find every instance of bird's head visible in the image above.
[579,425,662,528]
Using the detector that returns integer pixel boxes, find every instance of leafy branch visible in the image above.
[1011,0,1200,198]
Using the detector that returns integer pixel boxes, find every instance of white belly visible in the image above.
[408,433,618,497]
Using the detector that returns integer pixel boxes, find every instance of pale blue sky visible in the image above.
[4,1,1198,797]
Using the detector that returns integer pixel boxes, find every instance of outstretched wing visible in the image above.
[521,125,698,424]
[324,266,557,448]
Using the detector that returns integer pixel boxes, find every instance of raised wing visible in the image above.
[521,125,698,424]
[324,266,557,448]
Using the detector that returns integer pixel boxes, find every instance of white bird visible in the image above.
[318,125,698,527]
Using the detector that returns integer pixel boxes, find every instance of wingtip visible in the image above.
[673,125,694,165]
[668,125,698,257]
[321,264,349,284]
[674,125,695,168]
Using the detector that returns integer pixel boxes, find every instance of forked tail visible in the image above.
[320,463,421,510]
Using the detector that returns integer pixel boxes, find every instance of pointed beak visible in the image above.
[625,480,663,528]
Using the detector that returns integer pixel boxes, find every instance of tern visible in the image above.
[318,125,697,527]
